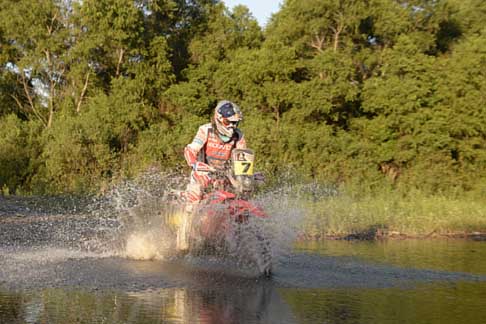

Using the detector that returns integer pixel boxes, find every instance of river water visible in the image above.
[1,193,486,323]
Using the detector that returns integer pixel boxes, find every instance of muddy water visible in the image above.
[1,195,486,323]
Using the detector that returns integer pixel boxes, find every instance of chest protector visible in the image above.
[200,127,240,169]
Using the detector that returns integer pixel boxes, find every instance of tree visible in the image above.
[0,0,70,127]
[266,0,368,56]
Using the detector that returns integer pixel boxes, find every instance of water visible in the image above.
[1,240,486,323]
[1,178,486,323]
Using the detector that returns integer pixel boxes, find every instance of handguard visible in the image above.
[192,161,214,187]
[192,161,214,172]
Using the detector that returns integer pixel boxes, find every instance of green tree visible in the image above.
[0,114,42,193]
[0,0,70,127]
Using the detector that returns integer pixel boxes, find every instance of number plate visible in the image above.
[232,149,255,176]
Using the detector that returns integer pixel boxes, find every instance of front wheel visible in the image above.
[254,230,273,277]
[175,210,193,253]
[232,221,273,277]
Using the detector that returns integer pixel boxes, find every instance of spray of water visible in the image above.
[0,168,312,277]
[77,170,186,260]
[75,168,307,274]
[0,169,337,291]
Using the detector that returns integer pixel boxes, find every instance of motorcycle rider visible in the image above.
[184,100,246,204]
[177,100,246,250]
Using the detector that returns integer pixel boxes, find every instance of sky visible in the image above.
[222,0,282,27]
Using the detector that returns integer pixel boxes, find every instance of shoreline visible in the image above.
[298,231,486,241]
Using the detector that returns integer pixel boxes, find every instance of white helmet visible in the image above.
[213,100,243,141]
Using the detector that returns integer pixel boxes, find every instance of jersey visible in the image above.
[184,123,247,170]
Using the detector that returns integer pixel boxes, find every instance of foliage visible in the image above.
[0,0,484,198]
[0,114,42,194]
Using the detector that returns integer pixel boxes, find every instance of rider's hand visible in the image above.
[192,162,214,187]
[192,161,214,172]
[254,172,266,184]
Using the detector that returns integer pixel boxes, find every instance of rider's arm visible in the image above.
[184,124,209,167]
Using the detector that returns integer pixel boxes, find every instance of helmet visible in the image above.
[213,100,243,141]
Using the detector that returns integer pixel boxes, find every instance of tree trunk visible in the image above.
[116,48,125,77]
[76,72,90,113]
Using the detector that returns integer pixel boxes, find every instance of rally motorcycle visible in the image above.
[169,149,272,277]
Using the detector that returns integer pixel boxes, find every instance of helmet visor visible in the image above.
[222,118,239,127]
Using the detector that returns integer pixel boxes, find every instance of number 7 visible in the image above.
[242,162,251,173]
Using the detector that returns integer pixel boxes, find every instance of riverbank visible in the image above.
[297,188,486,241]
[298,230,486,241]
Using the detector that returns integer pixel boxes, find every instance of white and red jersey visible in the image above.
[184,123,247,170]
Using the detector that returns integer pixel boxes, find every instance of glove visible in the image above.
[192,162,214,187]
[254,172,266,183]
[192,161,214,172]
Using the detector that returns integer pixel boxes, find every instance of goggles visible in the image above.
[222,118,239,127]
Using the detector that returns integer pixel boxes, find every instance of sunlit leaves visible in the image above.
[0,0,486,194]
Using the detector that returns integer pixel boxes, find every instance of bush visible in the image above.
[0,114,41,194]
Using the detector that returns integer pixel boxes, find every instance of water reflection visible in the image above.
[296,239,486,275]
[0,284,296,324]
[281,282,486,324]
[2,280,486,324]
[2,240,486,323]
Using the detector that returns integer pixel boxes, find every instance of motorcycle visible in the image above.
[169,149,272,277]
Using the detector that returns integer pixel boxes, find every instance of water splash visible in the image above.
[79,170,187,258]
[76,168,308,275]
[123,232,167,260]
[1,169,309,276]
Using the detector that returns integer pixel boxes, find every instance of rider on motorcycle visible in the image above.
[177,100,268,254]
[183,100,246,209]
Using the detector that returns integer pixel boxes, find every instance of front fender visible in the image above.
[229,199,267,218]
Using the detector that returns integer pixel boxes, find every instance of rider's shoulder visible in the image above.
[197,123,212,134]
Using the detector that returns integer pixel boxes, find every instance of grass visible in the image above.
[299,187,486,239]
